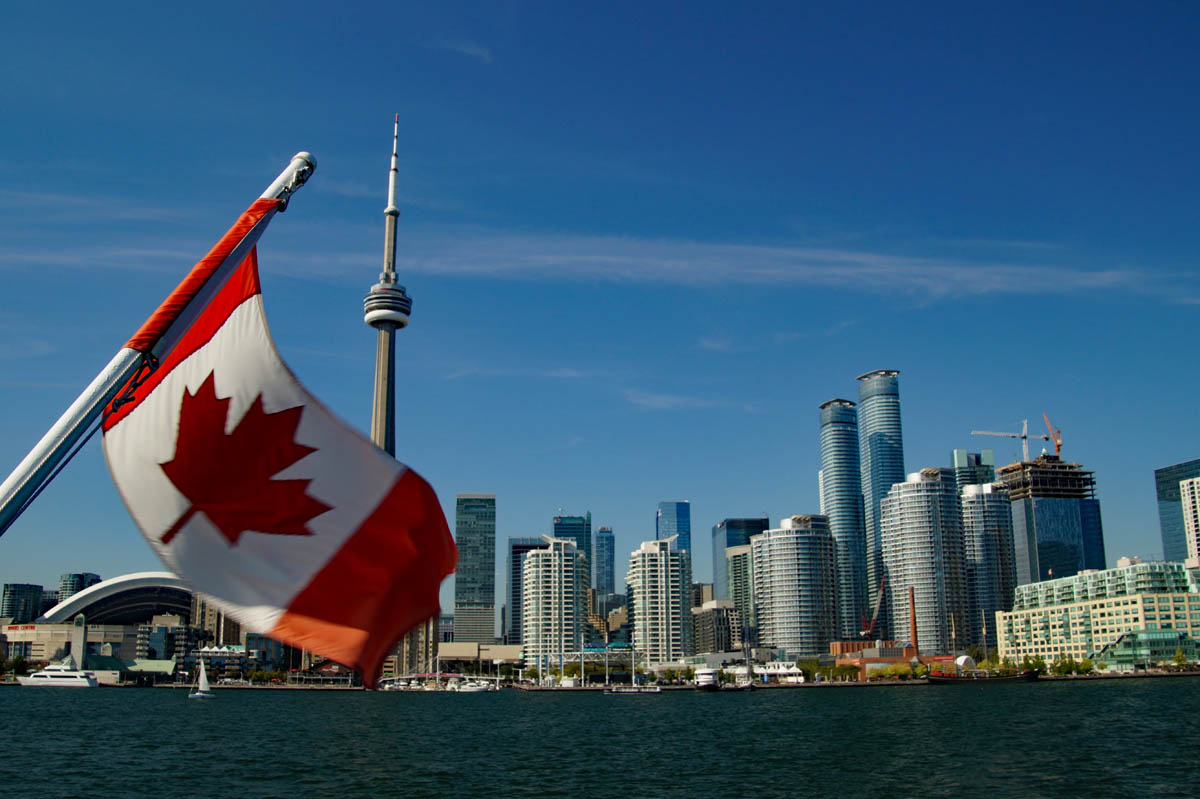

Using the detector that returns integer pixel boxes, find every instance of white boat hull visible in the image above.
[18,671,99,687]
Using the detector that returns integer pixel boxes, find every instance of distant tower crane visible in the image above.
[861,575,886,639]
[1042,413,1063,456]
[970,418,1051,463]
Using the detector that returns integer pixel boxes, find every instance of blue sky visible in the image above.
[2,3,1198,622]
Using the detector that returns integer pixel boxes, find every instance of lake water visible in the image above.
[2,679,1197,798]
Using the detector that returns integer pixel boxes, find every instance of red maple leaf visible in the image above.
[158,372,331,546]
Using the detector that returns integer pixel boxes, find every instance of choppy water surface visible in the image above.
[3,679,1198,798]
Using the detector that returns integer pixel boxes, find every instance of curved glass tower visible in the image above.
[857,370,905,639]
[819,399,867,639]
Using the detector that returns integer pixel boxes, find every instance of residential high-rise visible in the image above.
[1,583,44,623]
[1181,477,1200,566]
[1155,459,1200,562]
[951,449,995,492]
[880,469,969,655]
[751,515,839,657]
[553,512,592,584]
[996,454,1107,584]
[56,573,101,604]
[961,482,1016,651]
[522,537,586,673]
[712,517,770,600]
[857,369,905,639]
[453,493,496,644]
[691,583,713,609]
[626,536,693,664]
[819,398,867,640]
[506,537,548,645]
[691,600,742,654]
[725,545,756,646]
[594,527,616,595]
[656,501,692,552]
[192,594,242,646]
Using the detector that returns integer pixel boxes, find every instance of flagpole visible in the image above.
[0,152,317,538]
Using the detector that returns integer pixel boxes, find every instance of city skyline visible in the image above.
[2,4,1199,612]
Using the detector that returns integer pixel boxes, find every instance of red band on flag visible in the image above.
[124,198,279,353]
[270,469,457,688]
[102,250,261,431]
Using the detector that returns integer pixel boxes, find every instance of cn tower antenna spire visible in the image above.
[364,114,412,456]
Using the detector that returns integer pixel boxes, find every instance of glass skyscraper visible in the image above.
[857,369,905,639]
[997,455,1107,584]
[453,493,496,643]
[951,449,995,492]
[1155,458,1200,562]
[553,512,592,584]
[819,398,867,640]
[57,572,101,604]
[712,517,770,600]
[656,501,691,552]
[594,526,616,595]
[506,537,548,644]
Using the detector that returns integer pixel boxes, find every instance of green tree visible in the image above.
[11,655,28,676]
[1076,658,1094,675]
[1173,647,1187,668]
[796,659,820,679]
[966,644,986,663]
[1096,660,1107,671]
[683,667,695,680]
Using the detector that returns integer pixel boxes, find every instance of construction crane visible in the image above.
[971,418,1051,462]
[1043,413,1063,456]
[860,576,886,638]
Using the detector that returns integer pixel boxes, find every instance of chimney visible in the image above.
[908,586,918,657]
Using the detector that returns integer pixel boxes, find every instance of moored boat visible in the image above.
[927,669,1039,684]
[17,659,99,688]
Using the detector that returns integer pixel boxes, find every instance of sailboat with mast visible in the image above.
[188,659,215,700]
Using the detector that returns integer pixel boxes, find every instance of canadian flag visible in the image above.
[102,198,456,687]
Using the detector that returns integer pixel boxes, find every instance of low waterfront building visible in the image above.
[996,561,1200,666]
[3,620,139,662]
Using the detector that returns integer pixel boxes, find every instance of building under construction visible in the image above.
[996,454,1106,585]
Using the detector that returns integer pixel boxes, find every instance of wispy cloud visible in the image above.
[622,389,718,410]
[444,366,590,381]
[0,190,186,222]
[371,232,1180,300]
[433,37,493,63]
[0,339,55,359]
[698,336,734,352]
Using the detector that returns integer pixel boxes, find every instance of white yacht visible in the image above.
[18,659,99,688]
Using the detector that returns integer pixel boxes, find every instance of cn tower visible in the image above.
[363,116,433,677]
[363,114,413,456]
